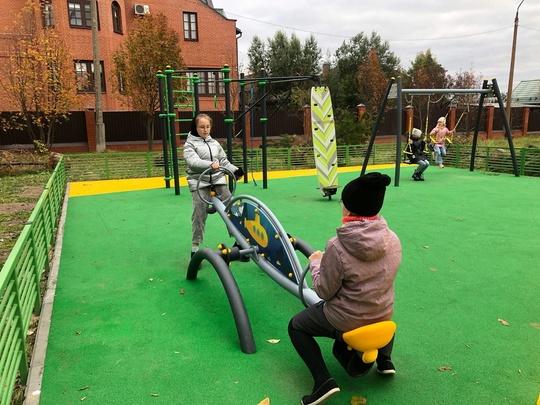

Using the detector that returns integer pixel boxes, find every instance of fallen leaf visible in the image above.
[498,318,509,326]
[149,278,154,282]
[350,395,368,405]
[150,393,159,397]
[180,289,185,294]
[429,267,437,271]
[258,398,270,405]
[267,339,280,344]
[530,322,540,329]
[438,366,452,371]
[75,331,82,335]
[81,396,87,401]
[78,385,90,391]
[423,245,429,249]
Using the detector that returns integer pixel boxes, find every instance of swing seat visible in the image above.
[342,320,396,364]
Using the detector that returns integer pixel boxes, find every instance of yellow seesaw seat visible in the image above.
[342,320,396,363]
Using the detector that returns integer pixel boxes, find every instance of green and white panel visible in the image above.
[311,86,338,195]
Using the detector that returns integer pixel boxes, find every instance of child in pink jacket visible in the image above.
[288,172,402,405]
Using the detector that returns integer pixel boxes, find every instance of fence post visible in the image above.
[521,106,530,137]
[485,105,495,139]
[85,107,96,152]
[303,104,311,140]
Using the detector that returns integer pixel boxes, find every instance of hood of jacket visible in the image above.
[336,217,391,261]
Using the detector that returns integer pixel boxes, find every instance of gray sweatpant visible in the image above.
[190,185,231,244]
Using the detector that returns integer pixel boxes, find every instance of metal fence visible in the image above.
[0,157,66,405]
[64,144,540,182]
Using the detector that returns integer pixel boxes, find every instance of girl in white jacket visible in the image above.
[183,114,243,257]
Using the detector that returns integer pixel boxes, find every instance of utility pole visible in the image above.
[90,0,106,152]
[505,0,524,126]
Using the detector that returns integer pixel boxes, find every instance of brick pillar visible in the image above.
[304,104,311,141]
[448,106,457,130]
[356,104,366,119]
[486,105,495,139]
[521,106,530,137]
[405,105,414,133]
[85,107,96,152]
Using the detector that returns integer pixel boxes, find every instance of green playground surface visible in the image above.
[29,166,539,405]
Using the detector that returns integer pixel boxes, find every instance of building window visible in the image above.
[187,70,224,96]
[42,2,55,27]
[111,2,122,34]
[75,60,106,93]
[68,0,99,29]
[183,12,198,41]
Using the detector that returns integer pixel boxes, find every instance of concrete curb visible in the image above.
[24,183,70,405]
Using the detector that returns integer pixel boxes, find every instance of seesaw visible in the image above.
[186,167,395,358]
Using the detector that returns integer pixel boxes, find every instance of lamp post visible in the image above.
[505,0,524,125]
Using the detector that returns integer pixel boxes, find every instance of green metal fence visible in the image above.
[0,157,66,405]
[64,144,540,182]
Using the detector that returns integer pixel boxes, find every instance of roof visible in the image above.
[512,79,540,105]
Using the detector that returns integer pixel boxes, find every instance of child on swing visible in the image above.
[408,128,429,181]
[430,117,453,168]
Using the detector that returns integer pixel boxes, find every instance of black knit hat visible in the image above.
[341,172,391,216]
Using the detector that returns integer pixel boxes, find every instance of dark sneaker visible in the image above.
[419,174,425,181]
[376,359,396,375]
[412,174,421,181]
[301,378,340,405]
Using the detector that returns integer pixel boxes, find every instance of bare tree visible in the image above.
[0,0,78,150]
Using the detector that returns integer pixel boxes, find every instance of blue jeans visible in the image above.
[433,145,446,164]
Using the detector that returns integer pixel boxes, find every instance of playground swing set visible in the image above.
[402,94,468,164]
[359,76,520,185]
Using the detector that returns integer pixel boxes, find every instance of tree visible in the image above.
[247,35,267,74]
[0,0,78,150]
[447,67,484,135]
[403,49,448,129]
[357,49,388,113]
[112,13,184,150]
[246,31,322,109]
[327,31,400,109]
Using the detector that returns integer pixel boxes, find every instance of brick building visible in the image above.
[0,0,240,112]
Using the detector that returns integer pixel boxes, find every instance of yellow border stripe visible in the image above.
[68,164,399,197]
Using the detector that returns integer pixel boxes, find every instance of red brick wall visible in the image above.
[0,0,238,112]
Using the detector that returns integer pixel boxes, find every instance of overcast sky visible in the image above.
[218,0,539,93]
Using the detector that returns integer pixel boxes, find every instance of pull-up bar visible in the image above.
[393,88,494,96]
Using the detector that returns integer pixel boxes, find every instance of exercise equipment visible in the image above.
[311,86,340,199]
[186,167,395,359]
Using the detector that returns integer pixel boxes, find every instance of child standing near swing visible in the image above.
[430,117,454,168]
[408,128,429,181]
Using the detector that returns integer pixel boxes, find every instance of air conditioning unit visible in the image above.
[134,4,150,15]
